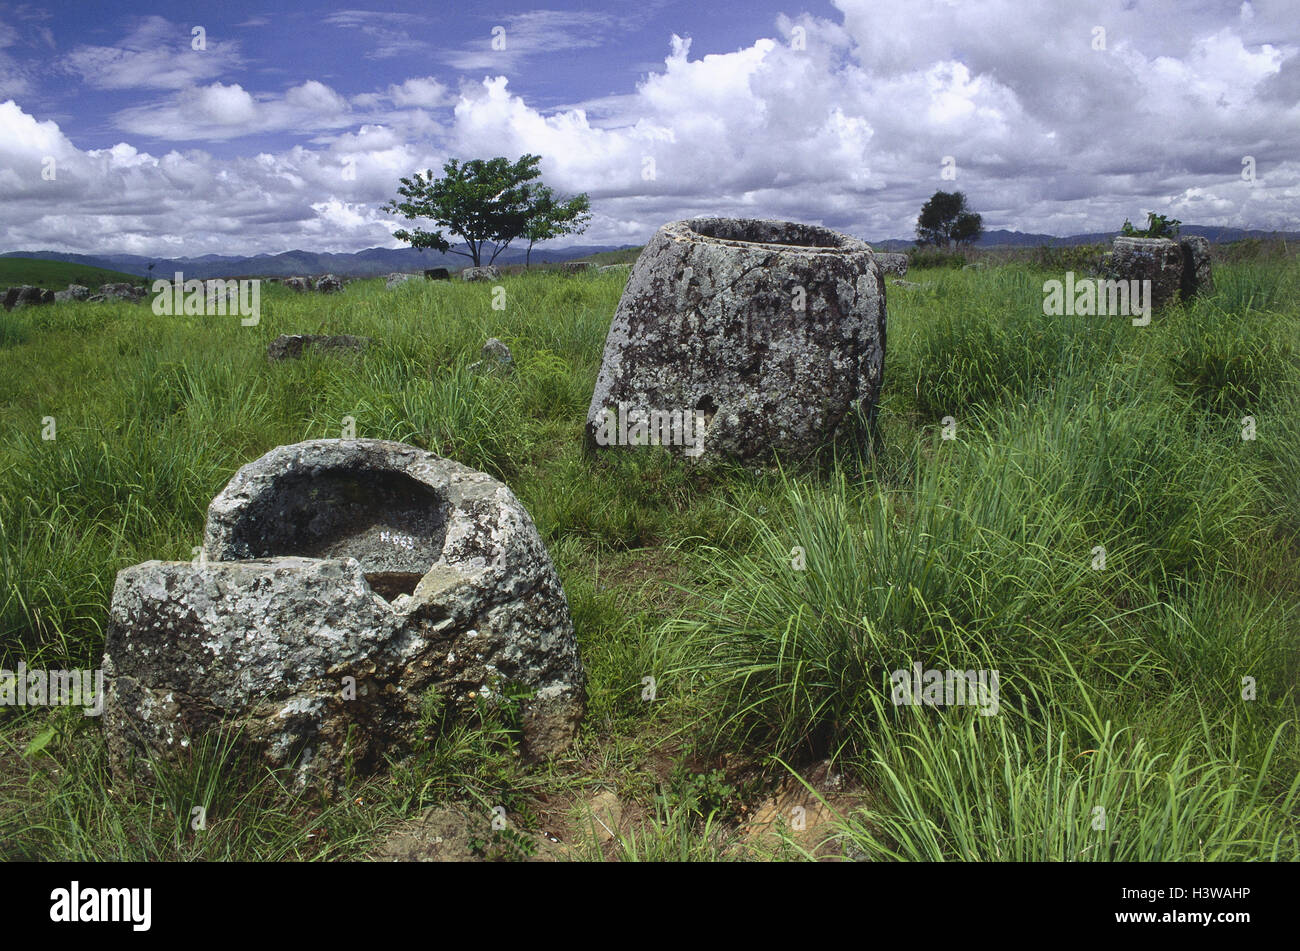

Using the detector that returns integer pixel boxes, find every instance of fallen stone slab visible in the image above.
[99,282,145,301]
[875,252,908,275]
[560,261,595,275]
[267,334,371,361]
[314,274,344,294]
[468,337,513,374]
[424,268,451,281]
[284,277,311,293]
[3,285,55,310]
[102,438,586,792]
[461,266,500,282]
[385,272,419,290]
[54,284,91,302]
[585,217,887,464]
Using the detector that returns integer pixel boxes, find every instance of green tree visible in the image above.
[385,154,564,268]
[916,190,984,248]
[1120,212,1181,239]
[522,185,592,268]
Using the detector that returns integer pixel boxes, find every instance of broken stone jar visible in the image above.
[101,439,585,791]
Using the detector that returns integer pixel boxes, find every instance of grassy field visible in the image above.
[0,257,141,290]
[0,250,1297,860]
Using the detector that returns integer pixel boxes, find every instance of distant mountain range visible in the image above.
[864,226,1300,251]
[3,226,1295,278]
[0,243,638,280]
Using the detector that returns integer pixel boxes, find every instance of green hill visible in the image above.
[582,246,643,265]
[0,257,141,289]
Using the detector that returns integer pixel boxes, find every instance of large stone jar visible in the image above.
[585,217,887,464]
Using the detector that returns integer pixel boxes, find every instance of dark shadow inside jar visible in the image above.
[688,218,845,249]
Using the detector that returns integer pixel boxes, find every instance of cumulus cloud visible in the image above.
[438,1,1300,240]
[113,80,355,140]
[0,96,441,255]
[387,76,450,109]
[1,1,1297,255]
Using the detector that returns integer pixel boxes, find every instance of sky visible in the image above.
[0,0,1297,256]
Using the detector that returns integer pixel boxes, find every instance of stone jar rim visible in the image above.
[1113,235,1179,244]
[667,217,873,255]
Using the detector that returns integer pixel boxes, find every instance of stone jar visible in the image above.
[585,217,887,464]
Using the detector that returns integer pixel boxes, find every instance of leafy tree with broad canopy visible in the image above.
[915,190,984,248]
[384,154,591,268]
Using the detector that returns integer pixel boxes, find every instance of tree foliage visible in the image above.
[916,190,984,248]
[1120,212,1182,239]
[384,154,590,268]
[522,185,592,268]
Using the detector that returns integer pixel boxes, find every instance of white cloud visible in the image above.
[388,76,450,109]
[439,10,614,71]
[2,2,1298,255]
[113,80,355,140]
[63,16,241,90]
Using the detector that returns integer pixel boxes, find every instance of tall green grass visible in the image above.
[1,257,1297,860]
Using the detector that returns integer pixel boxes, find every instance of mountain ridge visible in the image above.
[3,226,1294,278]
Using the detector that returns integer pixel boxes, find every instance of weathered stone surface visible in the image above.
[2,285,55,310]
[54,284,91,302]
[560,261,594,275]
[1179,235,1214,298]
[99,282,145,301]
[599,263,632,274]
[1110,236,1183,306]
[875,252,908,275]
[266,334,370,361]
[461,266,500,282]
[385,272,419,290]
[314,274,344,294]
[585,217,887,464]
[103,438,586,792]
[284,277,311,293]
[468,337,514,374]
[424,268,451,281]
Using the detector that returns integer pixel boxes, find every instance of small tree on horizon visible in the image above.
[916,190,984,248]
[384,154,591,268]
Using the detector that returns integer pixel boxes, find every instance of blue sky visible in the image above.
[1,0,1297,255]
